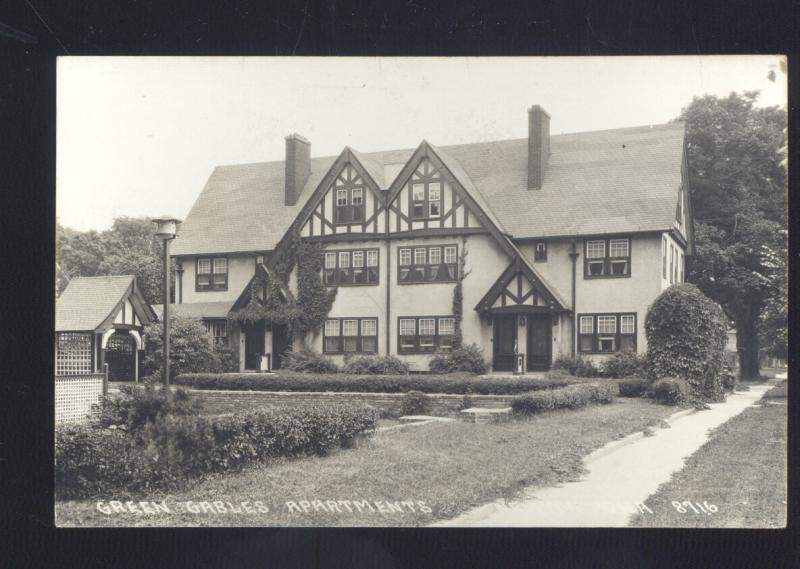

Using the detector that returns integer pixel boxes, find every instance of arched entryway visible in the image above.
[105,331,138,381]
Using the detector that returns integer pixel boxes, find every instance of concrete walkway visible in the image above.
[433,384,773,527]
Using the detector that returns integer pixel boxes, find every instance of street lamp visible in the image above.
[153,216,182,386]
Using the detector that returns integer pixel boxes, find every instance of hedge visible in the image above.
[617,378,649,398]
[650,378,691,406]
[55,403,378,499]
[175,371,576,395]
[511,382,616,415]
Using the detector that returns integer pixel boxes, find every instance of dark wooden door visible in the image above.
[244,321,265,371]
[271,323,291,370]
[493,315,517,372]
[105,331,135,381]
[527,315,551,370]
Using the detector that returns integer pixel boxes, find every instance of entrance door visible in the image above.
[271,323,291,370]
[493,315,517,372]
[105,331,135,381]
[244,321,265,371]
[527,314,551,371]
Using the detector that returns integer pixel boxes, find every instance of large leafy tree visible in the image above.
[680,91,786,378]
[57,216,176,305]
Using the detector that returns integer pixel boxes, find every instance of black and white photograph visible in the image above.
[52,55,787,528]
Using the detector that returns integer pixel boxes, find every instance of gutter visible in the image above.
[568,240,580,356]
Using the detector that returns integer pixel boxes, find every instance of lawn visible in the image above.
[56,398,674,527]
[629,383,787,528]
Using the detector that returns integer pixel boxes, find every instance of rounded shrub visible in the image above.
[645,284,728,401]
[428,343,488,374]
[601,352,647,379]
[617,378,648,398]
[282,348,339,373]
[342,355,409,375]
[650,377,691,406]
[400,390,430,416]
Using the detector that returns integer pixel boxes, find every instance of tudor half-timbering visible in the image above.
[169,106,694,373]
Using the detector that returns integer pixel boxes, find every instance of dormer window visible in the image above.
[410,181,442,220]
[334,187,365,224]
[534,241,547,262]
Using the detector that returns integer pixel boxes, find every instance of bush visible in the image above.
[143,316,220,381]
[650,378,691,406]
[175,371,576,395]
[602,352,647,379]
[56,395,378,499]
[511,382,615,415]
[552,355,600,377]
[342,355,409,375]
[428,344,488,374]
[214,345,240,373]
[618,378,649,398]
[645,284,728,400]
[401,391,429,416]
[282,348,339,373]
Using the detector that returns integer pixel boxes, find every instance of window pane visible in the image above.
[197,274,211,286]
[597,316,616,334]
[366,250,378,267]
[399,319,415,336]
[361,319,377,336]
[325,252,337,269]
[367,266,379,283]
[337,189,348,206]
[429,201,440,217]
[353,268,365,284]
[579,335,593,352]
[325,320,340,336]
[620,335,636,353]
[352,251,364,267]
[324,269,336,285]
[419,318,436,335]
[620,315,635,334]
[412,183,425,201]
[352,188,363,205]
[342,319,359,336]
[444,246,457,264]
[610,238,629,257]
[198,259,211,274]
[586,241,605,259]
[339,251,350,268]
[428,183,441,201]
[414,248,426,265]
[412,203,425,218]
[588,260,605,276]
[343,337,358,352]
[439,335,454,350]
[324,337,340,352]
[213,274,227,285]
[361,337,377,353]
[599,337,616,352]
[429,247,442,265]
[438,318,455,335]
[399,248,412,266]
[579,316,593,334]
[610,260,628,276]
[213,258,228,273]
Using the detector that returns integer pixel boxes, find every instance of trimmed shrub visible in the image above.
[618,378,648,398]
[401,391,430,416]
[428,344,488,374]
[645,284,728,400]
[552,355,600,377]
[342,355,409,375]
[214,345,240,373]
[650,377,691,406]
[282,348,339,373]
[175,371,575,395]
[511,382,615,415]
[602,352,647,379]
[142,315,219,381]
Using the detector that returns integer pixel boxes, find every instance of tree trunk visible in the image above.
[736,314,761,380]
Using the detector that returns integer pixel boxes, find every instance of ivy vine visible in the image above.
[451,237,471,349]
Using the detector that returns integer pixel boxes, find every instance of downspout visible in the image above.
[385,233,391,355]
[568,240,579,356]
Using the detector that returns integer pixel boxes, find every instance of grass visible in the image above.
[630,382,787,528]
[56,398,674,527]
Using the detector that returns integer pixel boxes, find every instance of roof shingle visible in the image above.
[56,276,135,331]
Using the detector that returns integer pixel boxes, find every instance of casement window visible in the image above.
[398,244,458,284]
[203,319,228,346]
[577,313,637,353]
[196,257,228,291]
[584,237,631,278]
[334,187,365,224]
[534,241,547,262]
[398,316,456,353]
[323,318,378,354]
[410,181,443,220]
[323,248,379,286]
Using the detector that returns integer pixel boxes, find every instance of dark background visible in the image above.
[1,1,797,567]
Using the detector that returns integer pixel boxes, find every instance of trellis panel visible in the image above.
[55,374,104,424]
[55,332,93,375]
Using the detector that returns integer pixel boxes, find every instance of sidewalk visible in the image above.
[432,384,773,527]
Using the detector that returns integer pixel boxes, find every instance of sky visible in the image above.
[56,56,787,232]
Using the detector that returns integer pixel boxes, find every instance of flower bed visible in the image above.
[174,371,576,395]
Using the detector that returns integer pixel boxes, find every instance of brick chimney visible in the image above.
[528,106,550,190]
[285,133,311,205]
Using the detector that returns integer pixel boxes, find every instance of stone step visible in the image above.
[458,407,512,424]
[398,415,456,424]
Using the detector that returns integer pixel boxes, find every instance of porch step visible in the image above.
[398,415,456,424]
[458,407,512,424]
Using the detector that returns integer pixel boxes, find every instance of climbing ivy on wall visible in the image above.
[451,238,471,349]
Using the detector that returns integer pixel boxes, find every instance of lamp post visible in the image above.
[153,216,181,386]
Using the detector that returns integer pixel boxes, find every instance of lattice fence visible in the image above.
[55,332,93,375]
[55,373,104,424]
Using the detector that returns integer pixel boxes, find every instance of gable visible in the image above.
[476,260,567,313]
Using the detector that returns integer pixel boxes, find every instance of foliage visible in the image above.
[401,391,430,416]
[342,355,409,375]
[552,355,600,377]
[511,382,615,416]
[680,92,787,378]
[650,378,692,406]
[282,348,339,373]
[450,240,471,349]
[645,284,728,401]
[617,378,649,398]
[428,344,488,374]
[601,352,647,379]
[91,382,201,435]
[175,371,576,395]
[56,392,378,498]
[57,216,176,305]
[214,345,240,373]
[142,315,220,382]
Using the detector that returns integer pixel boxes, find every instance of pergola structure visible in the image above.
[55,275,156,382]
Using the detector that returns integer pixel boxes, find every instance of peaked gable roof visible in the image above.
[172,122,686,256]
[56,276,156,332]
